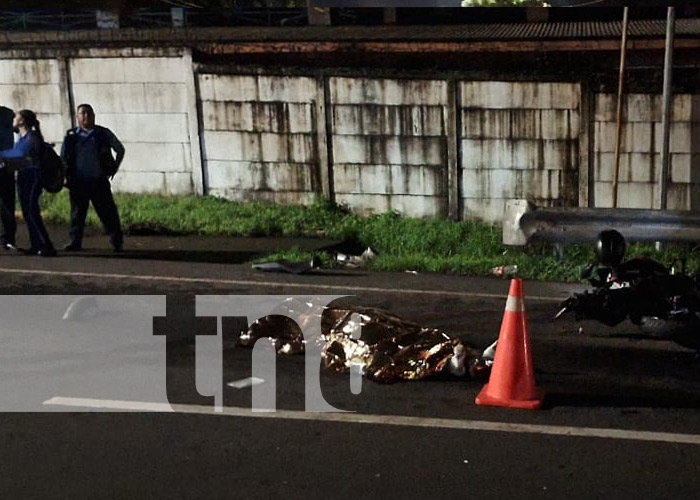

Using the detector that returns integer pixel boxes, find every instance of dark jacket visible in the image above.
[0,106,14,151]
[61,125,125,181]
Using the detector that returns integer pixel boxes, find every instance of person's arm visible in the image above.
[0,138,30,160]
[106,129,125,168]
[0,135,34,171]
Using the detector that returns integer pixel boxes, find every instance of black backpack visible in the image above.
[39,142,66,193]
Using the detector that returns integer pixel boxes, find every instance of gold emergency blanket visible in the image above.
[238,298,489,384]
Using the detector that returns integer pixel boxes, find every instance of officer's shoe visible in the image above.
[3,243,19,252]
[63,242,82,251]
[112,244,124,254]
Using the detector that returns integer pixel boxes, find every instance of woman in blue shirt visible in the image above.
[0,109,56,256]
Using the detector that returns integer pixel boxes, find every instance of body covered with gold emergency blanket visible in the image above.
[238,298,492,384]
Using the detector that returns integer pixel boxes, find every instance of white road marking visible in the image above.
[43,396,700,446]
[0,267,565,302]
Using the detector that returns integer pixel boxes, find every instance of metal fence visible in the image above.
[0,8,309,31]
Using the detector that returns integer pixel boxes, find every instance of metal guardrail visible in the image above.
[503,199,700,246]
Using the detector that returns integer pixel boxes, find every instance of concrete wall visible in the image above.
[198,73,324,204]
[3,50,700,223]
[0,58,69,151]
[330,77,449,218]
[461,81,581,222]
[594,93,700,210]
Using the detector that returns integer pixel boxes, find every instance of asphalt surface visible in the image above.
[1,225,700,499]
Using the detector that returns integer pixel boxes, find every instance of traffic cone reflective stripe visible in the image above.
[475,279,545,410]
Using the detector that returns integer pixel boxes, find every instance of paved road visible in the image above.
[1,235,699,499]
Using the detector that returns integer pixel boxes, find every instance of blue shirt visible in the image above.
[0,131,40,170]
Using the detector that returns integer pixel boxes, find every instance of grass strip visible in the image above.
[39,192,700,282]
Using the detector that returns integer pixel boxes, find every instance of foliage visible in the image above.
[38,192,700,282]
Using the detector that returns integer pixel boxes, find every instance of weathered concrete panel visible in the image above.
[332,104,445,137]
[594,182,613,208]
[594,122,617,153]
[593,122,655,154]
[462,109,579,141]
[595,152,657,183]
[37,114,69,145]
[594,180,656,209]
[541,110,580,140]
[462,82,579,110]
[670,153,700,184]
[462,109,513,139]
[596,94,699,123]
[461,197,508,224]
[207,161,313,193]
[543,140,576,170]
[257,75,318,103]
[336,193,444,218]
[73,83,187,113]
[287,134,316,163]
[331,77,448,106]
[461,168,485,199]
[526,169,561,200]
[334,164,442,196]
[461,139,542,170]
[462,168,561,201]
[123,58,187,83]
[112,171,192,196]
[0,59,59,85]
[121,143,190,173]
[70,58,126,83]
[199,74,317,103]
[667,184,690,211]
[0,84,62,114]
[617,182,655,209]
[144,83,189,113]
[201,101,315,134]
[334,136,445,166]
[625,122,654,154]
[71,57,186,84]
[100,113,189,143]
[203,131,259,162]
[653,122,692,154]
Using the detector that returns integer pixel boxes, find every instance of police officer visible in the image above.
[0,105,17,251]
[61,103,125,252]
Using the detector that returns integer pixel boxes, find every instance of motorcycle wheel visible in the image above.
[638,315,700,349]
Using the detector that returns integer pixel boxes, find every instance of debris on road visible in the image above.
[491,265,518,278]
[252,256,321,274]
[335,247,378,268]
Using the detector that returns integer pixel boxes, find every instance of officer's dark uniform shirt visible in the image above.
[68,126,124,179]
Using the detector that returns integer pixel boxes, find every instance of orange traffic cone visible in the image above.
[475,278,544,410]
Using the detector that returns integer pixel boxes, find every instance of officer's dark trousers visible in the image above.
[68,177,123,248]
[0,167,16,246]
[17,167,53,252]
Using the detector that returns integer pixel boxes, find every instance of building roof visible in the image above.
[1,18,699,52]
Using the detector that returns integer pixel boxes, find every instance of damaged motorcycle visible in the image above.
[556,229,700,350]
